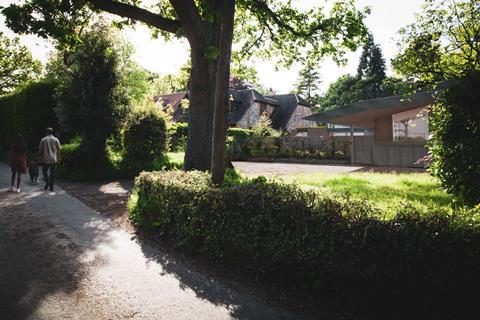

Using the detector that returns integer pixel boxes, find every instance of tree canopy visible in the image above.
[0,32,42,96]
[392,0,480,83]
[294,60,321,108]
[52,23,129,167]
[2,0,369,182]
[319,35,406,111]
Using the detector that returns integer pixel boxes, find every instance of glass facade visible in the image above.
[392,107,429,142]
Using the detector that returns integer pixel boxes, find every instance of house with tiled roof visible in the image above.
[153,92,189,122]
[228,89,279,128]
[155,89,316,132]
[266,94,317,131]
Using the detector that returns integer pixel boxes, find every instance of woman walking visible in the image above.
[7,134,28,193]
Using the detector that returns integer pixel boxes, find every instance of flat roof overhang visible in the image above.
[304,91,435,129]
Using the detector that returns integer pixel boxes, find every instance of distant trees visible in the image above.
[356,34,387,98]
[319,75,362,111]
[294,61,321,107]
[319,34,405,111]
[0,32,42,96]
[150,63,190,95]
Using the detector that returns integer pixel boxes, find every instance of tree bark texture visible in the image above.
[211,0,236,184]
[184,48,216,171]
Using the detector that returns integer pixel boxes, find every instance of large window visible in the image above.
[392,107,429,142]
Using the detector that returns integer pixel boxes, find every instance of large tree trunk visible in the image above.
[181,0,234,175]
[211,0,236,184]
[184,46,217,171]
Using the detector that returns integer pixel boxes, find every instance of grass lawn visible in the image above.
[160,152,453,216]
[280,172,452,217]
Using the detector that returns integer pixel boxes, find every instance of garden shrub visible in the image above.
[0,80,58,151]
[167,123,255,155]
[227,127,255,142]
[232,136,350,161]
[130,170,480,317]
[168,122,188,151]
[56,136,174,181]
[56,137,118,181]
[122,102,167,163]
[429,71,480,206]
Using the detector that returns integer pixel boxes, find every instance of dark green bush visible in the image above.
[0,80,58,151]
[123,105,167,163]
[167,124,255,152]
[56,138,117,181]
[429,71,480,206]
[228,127,255,142]
[168,122,188,151]
[56,136,175,181]
[130,170,480,317]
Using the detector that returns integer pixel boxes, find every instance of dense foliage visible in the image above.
[251,113,280,137]
[130,170,480,317]
[167,124,255,152]
[53,23,129,168]
[319,35,407,111]
[168,123,189,152]
[393,0,480,83]
[294,60,322,107]
[231,136,350,161]
[122,102,167,163]
[0,80,58,151]
[0,31,42,96]
[429,71,480,206]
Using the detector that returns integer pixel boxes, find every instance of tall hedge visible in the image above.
[130,170,480,317]
[0,80,58,151]
[429,71,480,206]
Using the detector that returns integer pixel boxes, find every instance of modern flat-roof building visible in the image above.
[304,82,457,167]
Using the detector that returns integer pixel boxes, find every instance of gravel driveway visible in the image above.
[233,161,425,176]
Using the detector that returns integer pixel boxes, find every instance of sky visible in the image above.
[0,0,425,94]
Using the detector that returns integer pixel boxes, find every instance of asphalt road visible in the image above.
[0,163,301,320]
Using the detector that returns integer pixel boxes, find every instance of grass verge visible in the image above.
[279,172,452,217]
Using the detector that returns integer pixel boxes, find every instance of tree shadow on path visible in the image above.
[0,192,87,319]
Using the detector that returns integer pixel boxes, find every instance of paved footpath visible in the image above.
[0,163,302,320]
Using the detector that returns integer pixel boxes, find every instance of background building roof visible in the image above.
[266,94,311,130]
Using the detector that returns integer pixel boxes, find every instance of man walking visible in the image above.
[39,127,61,191]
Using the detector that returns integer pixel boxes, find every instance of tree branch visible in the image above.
[169,0,207,46]
[239,25,265,59]
[249,0,300,36]
[89,0,181,34]
[248,0,326,38]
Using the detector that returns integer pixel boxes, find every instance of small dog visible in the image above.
[28,159,40,184]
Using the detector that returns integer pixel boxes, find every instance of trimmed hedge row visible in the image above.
[130,170,480,316]
[0,80,58,150]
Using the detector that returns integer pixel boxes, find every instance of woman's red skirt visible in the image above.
[10,153,27,174]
